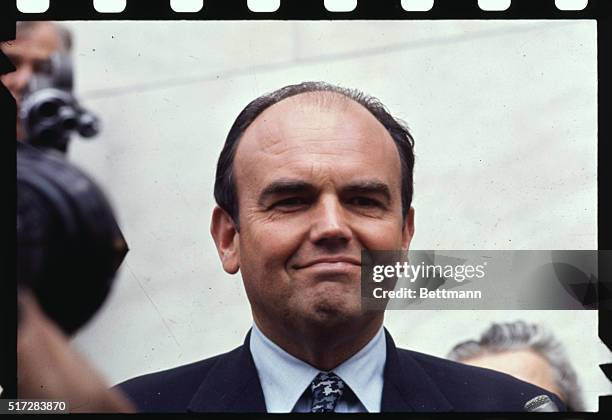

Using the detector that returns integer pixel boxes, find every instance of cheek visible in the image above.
[239,218,307,271]
[353,219,406,250]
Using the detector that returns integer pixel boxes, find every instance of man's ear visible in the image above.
[210,206,240,274]
[402,207,415,250]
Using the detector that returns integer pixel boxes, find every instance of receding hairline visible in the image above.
[260,89,366,114]
[213,81,416,232]
[232,89,403,203]
[241,90,391,141]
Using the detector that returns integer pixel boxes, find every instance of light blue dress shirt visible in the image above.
[249,323,386,413]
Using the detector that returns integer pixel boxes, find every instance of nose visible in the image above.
[309,194,353,249]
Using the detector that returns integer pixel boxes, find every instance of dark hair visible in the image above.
[214,81,415,230]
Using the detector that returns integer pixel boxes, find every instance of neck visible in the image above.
[254,314,384,371]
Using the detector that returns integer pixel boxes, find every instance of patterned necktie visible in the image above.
[310,372,345,412]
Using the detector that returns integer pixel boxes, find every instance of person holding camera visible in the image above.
[5,23,132,411]
[2,21,98,153]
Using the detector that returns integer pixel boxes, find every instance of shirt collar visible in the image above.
[333,325,386,412]
[249,323,386,413]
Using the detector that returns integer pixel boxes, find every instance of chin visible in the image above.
[282,283,366,330]
[306,297,363,328]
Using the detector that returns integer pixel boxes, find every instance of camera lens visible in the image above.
[77,113,100,138]
[38,100,59,118]
[39,128,57,143]
[59,107,78,131]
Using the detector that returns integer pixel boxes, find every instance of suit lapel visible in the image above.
[186,328,453,412]
[187,330,267,412]
[381,329,454,412]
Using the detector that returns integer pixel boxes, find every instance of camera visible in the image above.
[17,142,128,335]
[19,52,100,153]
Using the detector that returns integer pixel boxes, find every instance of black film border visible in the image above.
[1,0,610,416]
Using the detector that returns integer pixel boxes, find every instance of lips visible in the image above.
[296,256,361,269]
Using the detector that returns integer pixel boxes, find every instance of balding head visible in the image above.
[214,81,415,231]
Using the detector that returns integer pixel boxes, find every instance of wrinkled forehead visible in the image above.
[233,91,402,191]
[237,92,395,157]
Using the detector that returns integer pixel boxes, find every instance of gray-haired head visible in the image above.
[447,321,585,411]
[213,81,415,231]
[16,21,72,52]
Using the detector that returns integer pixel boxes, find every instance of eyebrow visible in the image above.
[258,179,317,205]
[257,178,392,205]
[342,180,392,203]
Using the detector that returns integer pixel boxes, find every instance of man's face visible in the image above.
[223,93,414,339]
[1,23,61,139]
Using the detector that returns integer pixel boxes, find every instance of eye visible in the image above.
[348,197,382,207]
[34,59,53,75]
[272,197,307,209]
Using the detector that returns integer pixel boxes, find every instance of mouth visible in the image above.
[295,257,361,271]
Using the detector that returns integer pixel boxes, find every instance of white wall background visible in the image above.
[57,20,607,411]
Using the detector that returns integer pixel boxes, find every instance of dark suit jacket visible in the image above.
[118,329,564,412]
